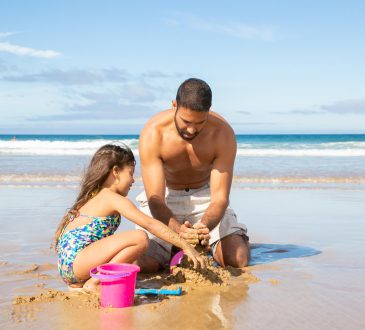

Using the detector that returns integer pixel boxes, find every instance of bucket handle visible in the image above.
[90,267,132,280]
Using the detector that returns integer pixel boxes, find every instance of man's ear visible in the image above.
[172,100,177,110]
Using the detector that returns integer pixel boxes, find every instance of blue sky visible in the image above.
[0,0,364,134]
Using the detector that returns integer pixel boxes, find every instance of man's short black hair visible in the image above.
[176,78,212,112]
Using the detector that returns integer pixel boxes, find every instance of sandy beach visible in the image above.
[2,0,365,326]
[0,183,364,329]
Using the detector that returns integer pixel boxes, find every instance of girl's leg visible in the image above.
[72,230,148,285]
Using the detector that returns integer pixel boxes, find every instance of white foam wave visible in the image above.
[318,142,365,148]
[232,176,365,183]
[0,174,143,183]
[236,149,365,157]
[1,139,365,157]
[1,174,364,185]
[0,139,139,156]
[0,174,81,182]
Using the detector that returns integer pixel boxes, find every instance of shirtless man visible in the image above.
[136,78,249,272]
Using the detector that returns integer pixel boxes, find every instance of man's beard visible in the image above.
[174,111,200,141]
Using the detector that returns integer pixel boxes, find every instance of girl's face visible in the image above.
[116,165,135,196]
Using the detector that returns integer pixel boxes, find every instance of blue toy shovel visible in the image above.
[135,287,182,296]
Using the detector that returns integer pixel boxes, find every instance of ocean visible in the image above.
[1,134,364,189]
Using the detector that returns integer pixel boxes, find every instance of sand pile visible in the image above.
[168,254,231,287]
[13,289,100,309]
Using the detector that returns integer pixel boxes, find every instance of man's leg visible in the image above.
[135,254,161,273]
[213,234,250,268]
[135,239,171,273]
[135,191,172,273]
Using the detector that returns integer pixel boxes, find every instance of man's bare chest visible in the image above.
[160,142,215,172]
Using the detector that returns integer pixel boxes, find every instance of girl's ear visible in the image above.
[112,165,119,178]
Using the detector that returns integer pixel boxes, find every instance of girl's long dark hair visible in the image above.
[53,143,135,249]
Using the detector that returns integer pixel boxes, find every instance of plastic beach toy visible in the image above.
[135,287,182,296]
[170,251,184,267]
[170,250,219,270]
[90,263,140,308]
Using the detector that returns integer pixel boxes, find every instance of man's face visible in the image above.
[174,107,209,141]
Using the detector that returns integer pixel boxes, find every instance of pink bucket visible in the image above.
[90,263,140,308]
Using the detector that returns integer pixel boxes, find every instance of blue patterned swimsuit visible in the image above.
[57,214,121,285]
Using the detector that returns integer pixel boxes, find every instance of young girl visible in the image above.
[54,144,205,291]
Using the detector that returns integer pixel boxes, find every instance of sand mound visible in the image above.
[13,289,100,309]
[167,254,231,287]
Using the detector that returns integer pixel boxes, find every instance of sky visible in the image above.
[0,0,365,134]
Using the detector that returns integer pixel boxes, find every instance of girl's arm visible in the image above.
[109,193,206,269]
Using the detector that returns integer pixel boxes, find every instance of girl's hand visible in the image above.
[183,245,207,269]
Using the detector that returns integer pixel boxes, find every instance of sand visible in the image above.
[1,186,365,329]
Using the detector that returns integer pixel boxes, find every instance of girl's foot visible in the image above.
[67,282,83,290]
[82,277,100,293]
[68,286,87,293]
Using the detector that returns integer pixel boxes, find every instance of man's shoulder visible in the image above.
[209,111,235,136]
[140,109,173,145]
[142,109,172,132]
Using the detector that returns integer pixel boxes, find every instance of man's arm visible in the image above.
[139,123,200,244]
[199,126,236,230]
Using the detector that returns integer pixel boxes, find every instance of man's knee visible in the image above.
[136,254,161,273]
[216,234,250,268]
[225,249,249,268]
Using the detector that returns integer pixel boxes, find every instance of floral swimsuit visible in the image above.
[57,214,121,285]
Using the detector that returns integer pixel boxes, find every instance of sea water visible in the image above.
[0,134,364,189]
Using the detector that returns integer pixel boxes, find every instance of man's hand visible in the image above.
[193,222,210,246]
[179,221,200,246]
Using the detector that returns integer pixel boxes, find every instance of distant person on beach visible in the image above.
[54,144,205,291]
[136,78,249,272]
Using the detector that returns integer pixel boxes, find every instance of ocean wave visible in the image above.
[237,142,365,149]
[232,176,365,184]
[0,139,139,156]
[318,142,365,148]
[1,174,364,185]
[0,174,82,182]
[236,149,365,157]
[1,139,365,157]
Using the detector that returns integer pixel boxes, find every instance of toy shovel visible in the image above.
[135,287,182,296]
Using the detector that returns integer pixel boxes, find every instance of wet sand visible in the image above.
[1,185,365,329]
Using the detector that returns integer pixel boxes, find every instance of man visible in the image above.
[136,78,249,272]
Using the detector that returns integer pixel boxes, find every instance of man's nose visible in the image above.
[186,126,197,134]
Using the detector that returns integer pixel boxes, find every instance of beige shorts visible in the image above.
[136,184,248,266]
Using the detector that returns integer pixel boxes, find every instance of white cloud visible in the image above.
[2,68,182,85]
[277,98,365,116]
[28,101,155,122]
[320,98,365,114]
[166,13,274,41]
[2,68,128,84]
[191,21,274,41]
[0,41,60,58]
[0,32,18,38]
